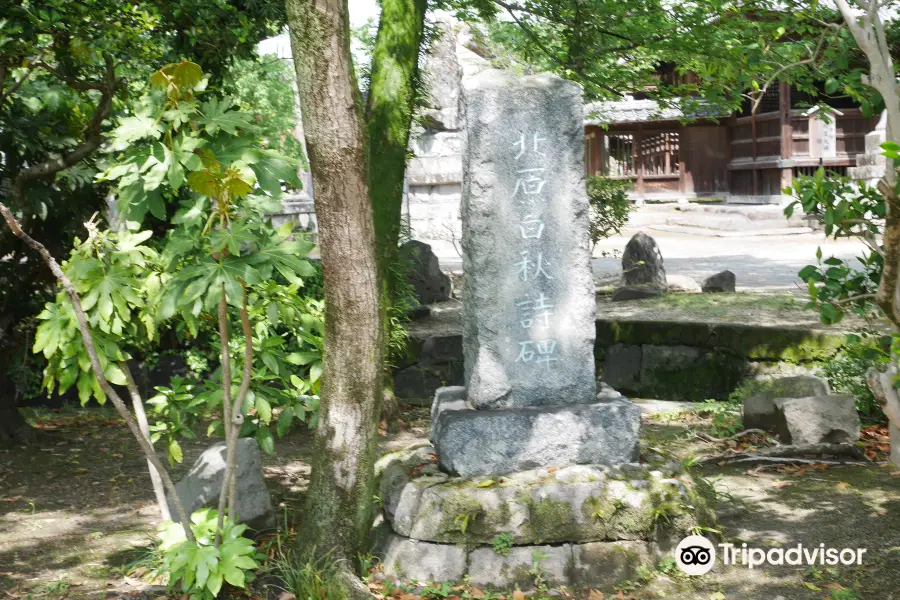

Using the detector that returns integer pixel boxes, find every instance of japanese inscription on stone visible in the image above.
[461,70,597,409]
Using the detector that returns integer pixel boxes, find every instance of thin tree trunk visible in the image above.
[227,289,253,521]
[286,0,385,574]
[0,201,194,541]
[215,287,233,545]
[366,0,428,314]
[121,362,172,522]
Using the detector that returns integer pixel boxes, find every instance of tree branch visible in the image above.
[227,286,254,520]
[0,64,38,108]
[215,286,233,546]
[121,361,174,523]
[0,202,194,541]
[11,53,117,198]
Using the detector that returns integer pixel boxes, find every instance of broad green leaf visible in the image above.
[199,97,253,135]
[276,406,293,438]
[256,396,272,424]
[168,438,183,465]
[256,426,275,455]
[247,149,301,196]
[110,115,163,150]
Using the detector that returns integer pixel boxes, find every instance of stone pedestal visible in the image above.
[430,386,640,477]
[374,445,715,591]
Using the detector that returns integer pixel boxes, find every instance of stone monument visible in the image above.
[376,70,712,591]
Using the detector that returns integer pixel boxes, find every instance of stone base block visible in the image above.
[377,446,713,547]
[429,387,641,477]
[379,534,657,591]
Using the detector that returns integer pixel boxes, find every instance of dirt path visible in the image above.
[3,406,900,599]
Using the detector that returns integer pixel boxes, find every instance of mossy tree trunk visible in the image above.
[366,0,428,283]
[285,0,385,572]
[366,0,428,403]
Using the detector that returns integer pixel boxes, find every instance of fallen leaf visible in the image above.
[801,581,820,591]
[835,482,851,490]
[470,588,485,598]
[771,480,791,488]
[476,479,496,488]
[588,590,605,600]
[513,591,527,600]
[709,593,726,600]
[547,466,558,473]
[399,594,418,600]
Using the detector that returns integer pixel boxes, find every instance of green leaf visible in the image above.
[223,566,245,588]
[110,115,163,150]
[255,426,275,455]
[247,149,301,196]
[199,97,253,135]
[104,363,127,386]
[206,571,223,597]
[256,396,272,424]
[276,406,294,438]
[285,351,320,365]
[168,438,184,465]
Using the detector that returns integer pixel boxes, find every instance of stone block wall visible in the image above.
[395,316,848,402]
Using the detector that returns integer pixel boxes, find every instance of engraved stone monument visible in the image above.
[430,70,641,477]
[376,70,710,590]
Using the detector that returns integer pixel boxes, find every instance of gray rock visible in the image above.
[610,286,664,302]
[399,240,452,304]
[602,344,642,391]
[431,389,641,477]
[379,456,696,545]
[667,274,701,293]
[379,534,467,584]
[167,439,274,530]
[468,545,572,589]
[773,395,860,445]
[622,232,666,289]
[742,376,831,430]
[570,541,656,590]
[702,270,736,293]
[461,69,596,410]
[597,381,625,400]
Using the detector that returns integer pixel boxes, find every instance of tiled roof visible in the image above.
[584,98,726,125]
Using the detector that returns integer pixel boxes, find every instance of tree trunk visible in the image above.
[366,0,428,285]
[0,402,33,448]
[286,0,385,570]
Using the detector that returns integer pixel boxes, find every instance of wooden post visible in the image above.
[779,81,793,191]
[635,126,644,196]
[751,105,759,196]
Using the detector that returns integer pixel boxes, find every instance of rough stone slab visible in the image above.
[380,455,698,545]
[400,240,452,304]
[570,541,657,590]
[667,275,701,293]
[622,232,666,288]
[167,439,274,530]
[468,545,572,589]
[461,69,596,410]
[742,376,830,430]
[773,395,860,445]
[379,534,467,584]
[431,393,641,477]
[601,344,642,391]
[702,270,736,293]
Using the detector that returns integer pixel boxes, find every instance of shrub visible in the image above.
[586,175,632,252]
[157,509,263,600]
[821,336,890,420]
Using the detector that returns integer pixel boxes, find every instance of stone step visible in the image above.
[856,152,886,168]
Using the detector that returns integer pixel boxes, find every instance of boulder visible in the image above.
[622,232,666,289]
[167,439,275,530]
[667,275,701,293]
[702,270,736,293]
[610,286,664,302]
[468,545,571,589]
[742,376,831,430]
[379,533,467,583]
[773,395,860,445]
[399,240,452,304]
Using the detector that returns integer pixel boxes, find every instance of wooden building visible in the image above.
[584,83,878,203]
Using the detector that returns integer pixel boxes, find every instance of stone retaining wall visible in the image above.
[395,317,847,402]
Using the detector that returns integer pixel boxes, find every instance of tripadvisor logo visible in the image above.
[675,535,716,575]
[674,536,868,575]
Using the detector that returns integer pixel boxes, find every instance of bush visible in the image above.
[821,336,890,420]
[586,175,632,251]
